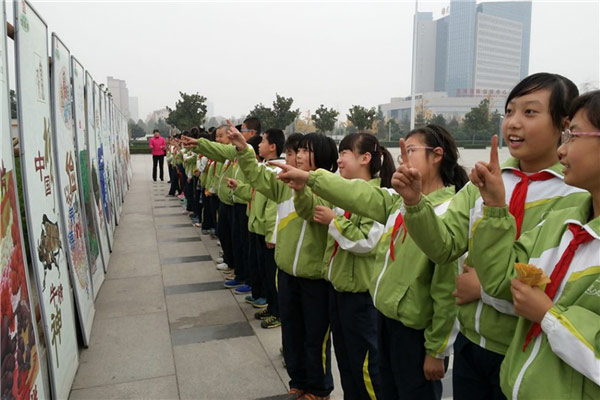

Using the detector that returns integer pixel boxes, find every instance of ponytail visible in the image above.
[378,146,395,188]
[407,124,469,190]
[339,132,395,188]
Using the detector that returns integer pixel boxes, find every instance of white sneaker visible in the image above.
[216,257,224,263]
[216,262,229,271]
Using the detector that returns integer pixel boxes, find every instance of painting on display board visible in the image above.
[100,90,119,228]
[94,82,115,245]
[85,74,111,266]
[73,60,105,298]
[1,2,47,398]
[120,113,131,189]
[110,101,124,210]
[106,100,120,212]
[49,34,95,347]
[13,1,80,398]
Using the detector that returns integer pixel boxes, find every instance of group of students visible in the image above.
[164,72,599,400]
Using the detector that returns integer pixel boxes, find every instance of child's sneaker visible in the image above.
[254,309,271,320]
[261,316,281,329]
[216,262,229,271]
[252,297,268,308]
[234,284,252,295]
[284,388,304,399]
[224,279,243,289]
[299,394,330,400]
[215,257,224,263]
[245,295,256,304]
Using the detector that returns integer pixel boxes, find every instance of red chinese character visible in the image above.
[44,175,52,196]
[34,151,45,180]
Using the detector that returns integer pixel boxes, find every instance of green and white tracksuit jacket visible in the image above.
[403,158,589,354]
[204,160,221,196]
[471,199,600,399]
[236,145,328,279]
[294,177,384,293]
[192,139,239,205]
[233,159,283,244]
[305,170,459,358]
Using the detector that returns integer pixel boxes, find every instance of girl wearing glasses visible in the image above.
[467,90,600,399]
[276,124,468,399]
[393,73,589,399]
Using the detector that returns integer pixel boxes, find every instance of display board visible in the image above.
[49,34,95,347]
[14,1,79,397]
[1,1,46,398]
[95,82,115,248]
[72,59,105,299]
[85,74,112,262]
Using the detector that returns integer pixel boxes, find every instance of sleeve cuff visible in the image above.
[307,170,318,188]
[541,307,558,334]
[482,205,510,218]
[404,195,426,213]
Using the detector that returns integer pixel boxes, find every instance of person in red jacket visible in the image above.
[149,129,166,181]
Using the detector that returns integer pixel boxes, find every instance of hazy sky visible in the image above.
[8,0,600,121]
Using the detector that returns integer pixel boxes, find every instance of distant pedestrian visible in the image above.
[149,129,166,181]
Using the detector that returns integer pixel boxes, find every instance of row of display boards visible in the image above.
[1,1,132,399]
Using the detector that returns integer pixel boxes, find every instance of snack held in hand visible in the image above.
[514,263,551,287]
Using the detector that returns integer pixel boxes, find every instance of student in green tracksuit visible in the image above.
[227,129,288,324]
[286,133,397,399]
[211,123,338,399]
[467,90,600,399]
[278,125,468,399]
[392,73,589,399]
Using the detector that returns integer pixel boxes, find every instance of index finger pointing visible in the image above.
[490,135,499,167]
[399,138,411,167]
[268,161,289,171]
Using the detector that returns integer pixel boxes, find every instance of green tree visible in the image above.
[463,98,500,143]
[155,118,171,137]
[272,94,300,129]
[346,105,377,131]
[249,103,276,129]
[249,94,301,130]
[429,113,447,127]
[415,111,428,128]
[384,118,402,141]
[166,92,208,131]
[128,118,148,139]
[311,104,339,133]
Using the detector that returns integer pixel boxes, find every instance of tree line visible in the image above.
[128,91,503,145]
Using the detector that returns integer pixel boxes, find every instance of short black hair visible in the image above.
[506,73,579,132]
[153,129,160,133]
[284,133,303,153]
[569,90,600,130]
[298,132,338,172]
[263,128,285,156]
[247,135,262,158]
[243,117,262,134]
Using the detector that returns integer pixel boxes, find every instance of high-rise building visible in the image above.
[414,12,438,93]
[107,76,130,118]
[445,0,479,97]
[477,1,532,80]
[417,0,532,97]
[129,97,139,122]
